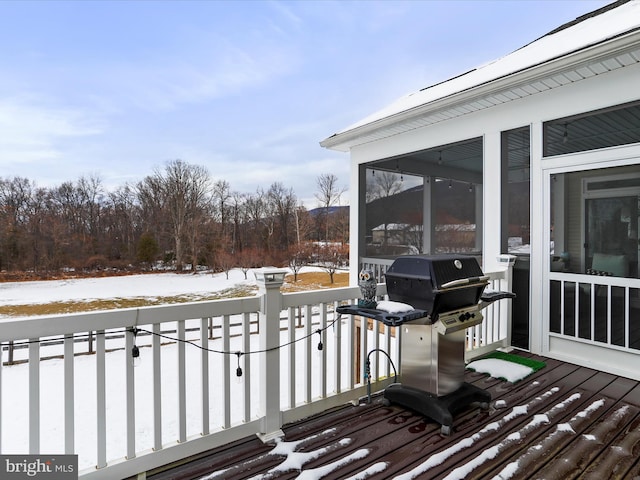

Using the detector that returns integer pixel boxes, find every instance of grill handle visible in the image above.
[439,275,490,289]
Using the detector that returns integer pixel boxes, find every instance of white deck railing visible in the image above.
[0,262,514,480]
[549,271,640,350]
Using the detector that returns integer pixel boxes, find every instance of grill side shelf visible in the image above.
[335,305,430,326]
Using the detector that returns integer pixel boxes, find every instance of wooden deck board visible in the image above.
[145,353,640,480]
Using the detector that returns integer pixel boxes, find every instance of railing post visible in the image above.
[497,254,517,350]
[254,268,287,442]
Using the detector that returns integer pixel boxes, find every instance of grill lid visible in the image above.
[385,254,488,316]
[385,254,484,289]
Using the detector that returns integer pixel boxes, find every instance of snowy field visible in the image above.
[0,269,258,311]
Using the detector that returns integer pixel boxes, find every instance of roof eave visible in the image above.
[320,29,640,153]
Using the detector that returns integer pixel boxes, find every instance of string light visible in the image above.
[8,315,344,378]
[128,317,341,377]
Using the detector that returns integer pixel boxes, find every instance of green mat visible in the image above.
[466,351,546,382]
[481,351,546,372]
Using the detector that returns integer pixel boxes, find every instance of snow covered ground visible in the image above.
[0,269,258,310]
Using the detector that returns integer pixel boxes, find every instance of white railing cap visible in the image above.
[254,268,288,285]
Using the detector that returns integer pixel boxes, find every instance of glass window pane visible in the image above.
[434,178,478,253]
[365,170,423,257]
[550,165,640,278]
[502,127,530,254]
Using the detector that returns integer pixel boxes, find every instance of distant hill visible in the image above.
[307,206,349,217]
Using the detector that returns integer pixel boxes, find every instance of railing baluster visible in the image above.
[333,302,342,394]
[560,280,566,335]
[242,312,251,422]
[348,312,355,390]
[64,334,74,455]
[590,283,596,341]
[0,341,3,453]
[177,321,187,443]
[574,281,580,337]
[287,307,296,408]
[152,323,162,452]
[29,337,40,454]
[625,287,630,348]
[319,303,327,398]
[606,284,612,344]
[96,330,106,469]
[304,305,313,403]
[384,324,392,379]
[222,315,231,429]
[359,313,368,385]
[200,317,210,436]
[125,328,136,459]
[372,318,380,382]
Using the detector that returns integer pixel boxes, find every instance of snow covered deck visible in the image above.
[145,351,640,480]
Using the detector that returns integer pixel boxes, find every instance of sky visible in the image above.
[0,0,613,207]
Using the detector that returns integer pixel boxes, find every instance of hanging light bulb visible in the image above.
[438,151,443,165]
[130,328,141,367]
[235,352,243,384]
[562,123,569,144]
[316,330,324,358]
[132,345,141,367]
[448,179,453,189]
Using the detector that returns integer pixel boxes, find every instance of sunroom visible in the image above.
[321,0,640,380]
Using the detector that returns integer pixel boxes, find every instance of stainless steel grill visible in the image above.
[338,254,515,435]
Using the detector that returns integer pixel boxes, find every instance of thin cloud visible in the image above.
[0,95,105,166]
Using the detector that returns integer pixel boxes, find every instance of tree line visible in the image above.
[0,160,349,279]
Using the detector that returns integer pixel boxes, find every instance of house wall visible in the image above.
[350,60,640,356]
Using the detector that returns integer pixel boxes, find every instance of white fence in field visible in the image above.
[0,262,514,480]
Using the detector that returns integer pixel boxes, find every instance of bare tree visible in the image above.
[237,247,261,279]
[315,173,346,242]
[0,177,34,270]
[317,243,349,283]
[287,243,312,282]
[216,250,236,279]
[267,182,297,251]
[137,160,210,271]
[366,170,403,202]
